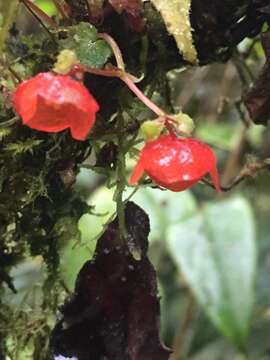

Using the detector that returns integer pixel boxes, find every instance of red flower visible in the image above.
[129,135,220,192]
[14,72,99,141]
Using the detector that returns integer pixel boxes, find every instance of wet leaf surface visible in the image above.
[59,22,112,69]
[167,196,257,347]
[50,201,170,360]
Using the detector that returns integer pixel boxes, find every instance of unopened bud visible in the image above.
[53,49,78,75]
[140,119,164,141]
[171,112,195,135]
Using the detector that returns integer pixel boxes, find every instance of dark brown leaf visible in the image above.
[109,0,142,17]
[50,202,170,360]
[190,0,268,63]
[109,0,144,32]
[64,0,89,21]
[243,31,270,125]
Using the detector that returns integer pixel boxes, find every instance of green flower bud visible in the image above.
[140,120,164,141]
[172,112,195,135]
[53,49,78,75]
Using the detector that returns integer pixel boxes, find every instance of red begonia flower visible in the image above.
[14,72,99,141]
[129,135,220,192]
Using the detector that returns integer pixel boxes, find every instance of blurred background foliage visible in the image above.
[1,1,270,360]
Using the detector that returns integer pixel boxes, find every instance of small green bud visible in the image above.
[140,120,164,141]
[53,49,78,75]
[172,112,195,135]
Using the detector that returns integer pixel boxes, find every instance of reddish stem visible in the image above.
[121,75,165,117]
[69,64,123,78]
[95,32,169,119]
[165,118,177,137]
[20,0,57,27]
[98,33,125,70]
[69,63,172,131]
[51,0,70,20]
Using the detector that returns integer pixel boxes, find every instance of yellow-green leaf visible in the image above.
[150,0,198,64]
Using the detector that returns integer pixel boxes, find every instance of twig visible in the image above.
[171,294,196,360]
[221,126,248,185]
[71,64,122,78]
[233,51,254,87]
[234,98,251,127]
[201,157,270,192]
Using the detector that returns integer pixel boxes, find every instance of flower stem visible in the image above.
[75,31,168,119]
[75,63,172,131]
[98,33,125,70]
[164,117,177,137]
[70,64,122,78]
[76,63,169,122]
[121,74,165,117]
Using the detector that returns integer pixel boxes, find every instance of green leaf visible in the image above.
[60,186,116,290]
[167,196,257,347]
[150,0,198,63]
[35,0,57,17]
[60,22,112,68]
[35,0,57,16]
[196,122,241,151]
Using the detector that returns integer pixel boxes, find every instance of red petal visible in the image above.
[14,74,45,123]
[210,166,221,192]
[14,72,99,140]
[135,135,220,192]
[70,111,96,141]
[25,94,71,132]
[129,159,144,185]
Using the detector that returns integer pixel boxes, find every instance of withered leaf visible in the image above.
[109,0,144,32]
[190,0,268,63]
[109,0,142,17]
[243,31,270,125]
[50,202,170,360]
